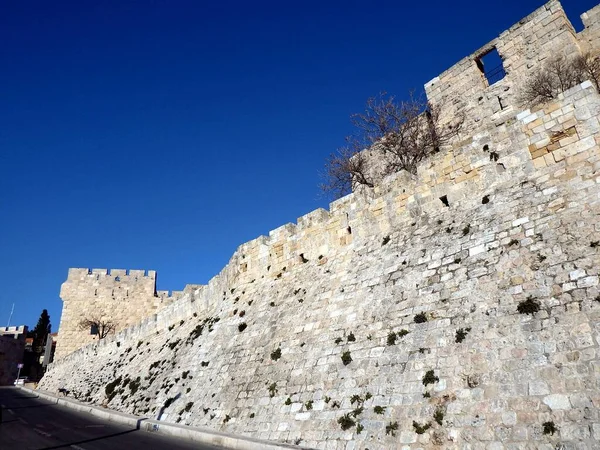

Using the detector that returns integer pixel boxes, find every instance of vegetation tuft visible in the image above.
[341,350,352,365]
[374,405,386,415]
[385,421,399,436]
[270,347,282,361]
[517,296,540,315]
[414,313,427,323]
[455,327,472,343]
[337,414,355,431]
[422,370,439,386]
[543,421,557,435]
[413,421,431,434]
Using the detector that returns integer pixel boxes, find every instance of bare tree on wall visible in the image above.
[519,53,600,106]
[321,92,462,199]
[78,316,116,340]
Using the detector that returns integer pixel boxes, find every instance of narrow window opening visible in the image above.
[94,289,97,296]
[475,47,506,86]
[439,195,450,207]
[115,276,120,282]
[347,226,352,234]
[90,325,98,335]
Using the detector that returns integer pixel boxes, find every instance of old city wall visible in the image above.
[40,80,600,449]
[425,1,593,137]
[53,1,600,362]
[361,1,600,189]
[55,269,182,359]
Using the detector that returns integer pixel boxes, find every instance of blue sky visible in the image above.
[0,0,596,331]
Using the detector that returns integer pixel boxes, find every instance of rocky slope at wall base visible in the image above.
[19,387,308,450]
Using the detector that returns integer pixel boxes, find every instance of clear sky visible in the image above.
[1,0,596,331]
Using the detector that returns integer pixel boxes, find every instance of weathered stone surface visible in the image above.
[42,2,600,449]
[543,394,572,410]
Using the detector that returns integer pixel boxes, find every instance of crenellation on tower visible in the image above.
[55,267,167,359]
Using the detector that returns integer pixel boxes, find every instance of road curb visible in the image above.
[18,387,311,449]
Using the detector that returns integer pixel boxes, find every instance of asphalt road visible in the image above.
[0,387,224,449]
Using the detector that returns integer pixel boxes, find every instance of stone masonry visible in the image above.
[55,268,182,359]
[425,0,599,137]
[43,2,600,449]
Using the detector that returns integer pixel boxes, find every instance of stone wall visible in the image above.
[55,268,181,359]
[40,82,600,449]
[581,4,600,51]
[425,1,587,138]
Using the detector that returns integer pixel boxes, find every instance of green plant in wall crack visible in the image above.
[337,413,355,430]
[543,421,557,435]
[374,405,386,415]
[413,421,431,434]
[350,394,363,405]
[433,407,445,425]
[455,327,471,343]
[387,332,398,346]
[351,406,364,417]
[517,296,540,315]
[268,383,277,398]
[422,370,439,386]
[385,421,399,436]
[285,397,292,405]
[270,347,282,361]
[341,350,352,365]
[356,423,364,434]
[304,400,313,410]
[414,313,427,323]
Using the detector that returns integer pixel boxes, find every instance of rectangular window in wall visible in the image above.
[476,47,506,86]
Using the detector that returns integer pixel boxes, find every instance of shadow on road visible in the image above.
[37,428,138,449]
[3,403,56,410]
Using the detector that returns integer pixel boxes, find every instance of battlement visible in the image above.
[424,0,594,138]
[0,325,27,337]
[66,268,157,280]
[56,267,166,359]
[46,4,600,447]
